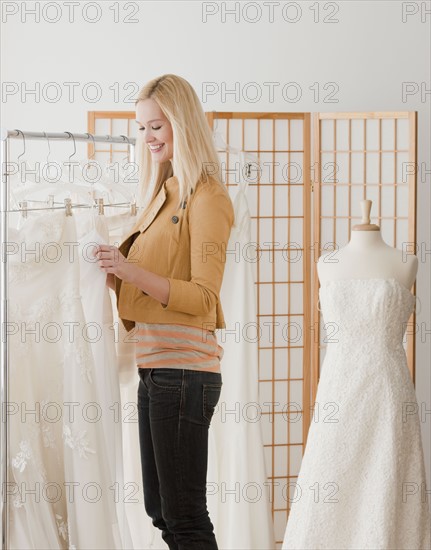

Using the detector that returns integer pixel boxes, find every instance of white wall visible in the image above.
[2,0,430,499]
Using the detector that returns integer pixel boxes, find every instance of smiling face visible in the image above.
[136,98,174,163]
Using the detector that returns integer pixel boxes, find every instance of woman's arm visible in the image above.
[97,185,233,312]
[98,247,170,306]
[129,268,170,306]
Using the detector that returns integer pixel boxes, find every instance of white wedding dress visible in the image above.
[207,166,275,549]
[282,278,431,550]
[8,209,131,549]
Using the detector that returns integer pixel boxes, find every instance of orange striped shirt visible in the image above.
[135,322,223,373]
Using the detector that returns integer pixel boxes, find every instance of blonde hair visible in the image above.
[135,74,225,211]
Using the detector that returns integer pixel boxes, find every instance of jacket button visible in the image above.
[171,215,179,224]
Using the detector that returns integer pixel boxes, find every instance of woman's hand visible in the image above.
[94,244,170,305]
[94,244,139,285]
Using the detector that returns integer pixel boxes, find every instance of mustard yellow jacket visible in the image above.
[114,175,235,332]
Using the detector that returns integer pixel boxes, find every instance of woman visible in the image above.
[95,74,235,550]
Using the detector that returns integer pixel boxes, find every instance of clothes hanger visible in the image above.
[61,133,139,217]
[12,131,95,206]
[212,119,259,187]
[9,129,42,192]
[76,133,138,204]
[11,130,61,207]
[13,131,53,214]
[102,134,139,201]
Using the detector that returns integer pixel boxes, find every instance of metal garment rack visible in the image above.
[0,128,136,549]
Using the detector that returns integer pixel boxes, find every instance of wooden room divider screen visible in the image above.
[88,110,417,547]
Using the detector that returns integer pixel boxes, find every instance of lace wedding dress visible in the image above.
[8,210,131,549]
[282,278,431,550]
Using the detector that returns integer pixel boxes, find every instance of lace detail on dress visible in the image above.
[56,514,68,541]
[62,425,96,459]
[9,290,95,383]
[18,209,65,246]
[12,493,25,509]
[9,261,33,285]
[12,440,32,473]
[63,341,94,383]
[11,422,52,486]
[10,288,83,321]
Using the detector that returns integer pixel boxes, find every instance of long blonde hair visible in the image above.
[135,74,225,211]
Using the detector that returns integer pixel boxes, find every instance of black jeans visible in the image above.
[137,368,222,550]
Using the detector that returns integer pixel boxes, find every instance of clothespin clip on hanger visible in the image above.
[64,198,73,216]
[19,201,28,218]
[130,200,137,216]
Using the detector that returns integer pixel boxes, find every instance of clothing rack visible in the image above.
[0,128,137,549]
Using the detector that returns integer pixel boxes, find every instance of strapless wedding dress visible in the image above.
[282,278,430,550]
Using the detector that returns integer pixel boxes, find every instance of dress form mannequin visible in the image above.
[282,202,430,550]
[317,200,418,290]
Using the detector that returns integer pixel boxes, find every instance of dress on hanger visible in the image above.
[8,209,129,549]
[207,152,275,549]
[105,209,166,550]
[282,278,431,550]
[75,209,133,549]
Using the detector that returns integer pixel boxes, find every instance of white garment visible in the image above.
[75,210,133,549]
[8,210,128,549]
[105,211,140,387]
[207,164,275,549]
[282,278,431,550]
[106,210,166,550]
